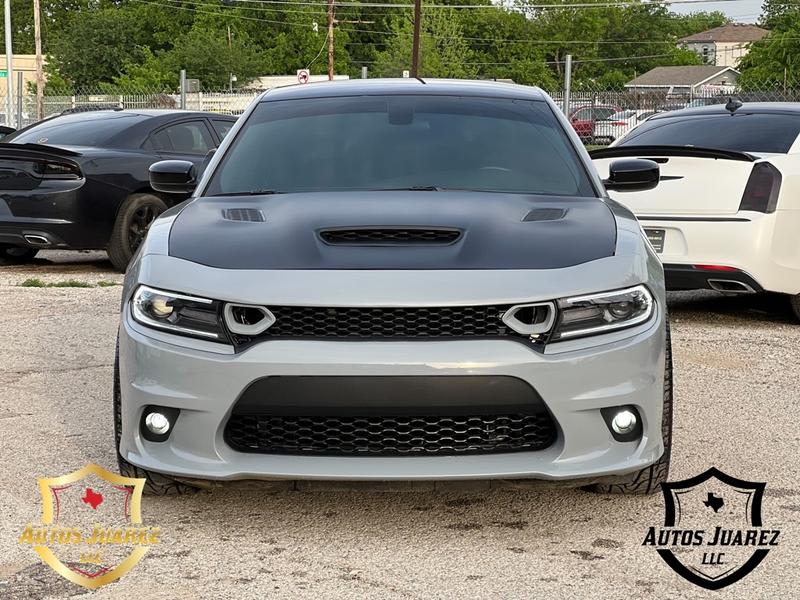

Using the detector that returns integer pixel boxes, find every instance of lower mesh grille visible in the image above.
[224,412,557,456]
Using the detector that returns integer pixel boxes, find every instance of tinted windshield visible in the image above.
[619,112,800,153]
[205,95,595,197]
[6,112,145,146]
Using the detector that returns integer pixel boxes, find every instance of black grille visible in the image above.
[251,305,527,340]
[320,228,461,245]
[224,412,557,456]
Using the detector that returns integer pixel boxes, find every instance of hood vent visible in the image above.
[222,208,266,222]
[522,208,567,222]
[320,228,462,246]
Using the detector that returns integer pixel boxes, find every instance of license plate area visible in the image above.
[644,228,665,253]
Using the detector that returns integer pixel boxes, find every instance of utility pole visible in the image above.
[227,24,235,92]
[326,3,371,81]
[410,0,421,78]
[33,0,44,120]
[562,54,572,117]
[4,0,14,128]
[327,0,334,81]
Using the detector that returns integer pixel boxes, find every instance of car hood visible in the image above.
[167,191,617,270]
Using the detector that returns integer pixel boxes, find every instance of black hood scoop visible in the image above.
[320,227,462,246]
[169,191,617,270]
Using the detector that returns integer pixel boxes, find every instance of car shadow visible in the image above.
[666,290,796,325]
[148,482,657,553]
[5,250,116,273]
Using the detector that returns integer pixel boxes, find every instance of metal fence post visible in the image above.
[562,54,572,116]
[16,70,22,126]
[4,0,14,128]
[179,69,187,110]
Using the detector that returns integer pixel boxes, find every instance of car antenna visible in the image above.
[725,97,742,114]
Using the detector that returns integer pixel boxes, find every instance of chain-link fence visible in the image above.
[0,87,263,129]
[0,82,798,146]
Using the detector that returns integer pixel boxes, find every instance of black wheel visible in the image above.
[0,243,39,265]
[107,193,167,272]
[114,339,200,495]
[585,318,673,495]
[790,295,800,322]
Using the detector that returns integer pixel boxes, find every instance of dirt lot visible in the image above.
[1,251,798,599]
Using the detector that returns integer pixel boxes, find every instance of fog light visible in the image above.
[611,409,637,435]
[145,412,171,435]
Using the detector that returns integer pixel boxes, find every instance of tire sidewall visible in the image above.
[108,193,167,271]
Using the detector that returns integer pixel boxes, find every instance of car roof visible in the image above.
[260,78,546,102]
[52,109,236,123]
[648,102,800,120]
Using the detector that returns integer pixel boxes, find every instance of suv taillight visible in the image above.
[739,162,781,213]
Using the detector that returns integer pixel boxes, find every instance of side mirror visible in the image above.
[149,160,197,194]
[603,159,659,192]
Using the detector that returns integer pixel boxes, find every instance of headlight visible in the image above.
[552,285,655,340]
[131,285,225,340]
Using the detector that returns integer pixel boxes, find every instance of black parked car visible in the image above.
[0,109,237,270]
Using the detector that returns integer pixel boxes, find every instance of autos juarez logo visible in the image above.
[644,467,781,590]
[18,464,160,590]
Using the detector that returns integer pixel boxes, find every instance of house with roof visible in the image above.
[679,23,768,67]
[625,65,739,95]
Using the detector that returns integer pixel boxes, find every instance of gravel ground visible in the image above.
[0,250,798,599]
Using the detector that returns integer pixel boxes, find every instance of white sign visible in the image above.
[297,69,310,84]
[402,70,410,78]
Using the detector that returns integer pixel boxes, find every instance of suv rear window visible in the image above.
[206,95,595,197]
[619,112,800,153]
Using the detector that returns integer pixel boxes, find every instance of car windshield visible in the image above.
[618,112,800,153]
[205,95,596,197]
[5,112,146,146]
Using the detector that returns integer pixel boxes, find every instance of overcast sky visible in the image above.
[669,0,764,23]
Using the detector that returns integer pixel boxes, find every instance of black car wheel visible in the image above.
[0,243,39,265]
[585,318,673,495]
[114,339,200,495]
[790,295,800,322]
[107,193,167,272]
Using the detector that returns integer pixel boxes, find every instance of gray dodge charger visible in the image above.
[117,79,671,495]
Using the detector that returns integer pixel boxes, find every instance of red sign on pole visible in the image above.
[297,69,310,84]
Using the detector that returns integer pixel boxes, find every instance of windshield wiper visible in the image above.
[210,189,284,197]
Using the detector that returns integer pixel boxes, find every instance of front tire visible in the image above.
[789,295,800,322]
[114,339,199,495]
[0,243,39,265]
[585,318,673,495]
[107,193,167,272]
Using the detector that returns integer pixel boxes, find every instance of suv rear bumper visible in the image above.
[640,211,800,295]
[664,264,763,293]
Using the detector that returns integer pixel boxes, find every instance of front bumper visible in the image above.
[118,304,666,483]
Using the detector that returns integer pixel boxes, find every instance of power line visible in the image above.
[352,52,681,65]
[130,0,777,48]
[221,0,753,9]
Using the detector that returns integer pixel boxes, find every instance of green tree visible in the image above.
[373,9,476,78]
[738,0,799,87]
[47,7,146,87]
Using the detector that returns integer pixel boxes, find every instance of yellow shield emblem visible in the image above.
[19,463,158,590]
